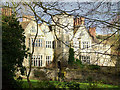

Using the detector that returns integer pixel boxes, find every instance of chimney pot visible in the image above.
[74,17,85,27]
[89,27,96,38]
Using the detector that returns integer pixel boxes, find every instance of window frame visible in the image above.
[82,41,90,49]
[46,41,52,48]
[46,56,51,65]
[31,38,42,47]
[32,55,43,67]
[81,56,90,64]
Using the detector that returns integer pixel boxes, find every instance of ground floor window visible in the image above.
[32,55,42,67]
[81,56,90,64]
[46,56,51,65]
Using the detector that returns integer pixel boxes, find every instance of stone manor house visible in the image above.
[20,14,116,67]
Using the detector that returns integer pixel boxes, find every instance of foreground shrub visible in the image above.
[72,59,85,69]
[75,59,85,68]
[86,76,98,88]
[54,81,80,88]
[33,69,48,81]
[88,64,100,70]
[37,81,55,88]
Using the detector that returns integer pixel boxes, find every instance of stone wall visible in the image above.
[23,67,120,85]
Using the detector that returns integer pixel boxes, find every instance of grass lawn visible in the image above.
[21,79,39,88]
[21,79,119,89]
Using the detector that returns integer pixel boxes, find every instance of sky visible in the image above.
[1,0,119,2]
[1,1,119,35]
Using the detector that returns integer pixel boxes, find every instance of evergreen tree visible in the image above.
[2,15,26,89]
[68,48,74,64]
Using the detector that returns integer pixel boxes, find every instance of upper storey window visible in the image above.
[43,29,48,34]
[82,41,90,49]
[46,41,52,48]
[79,31,84,37]
[31,26,36,32]
[31,38,42,47]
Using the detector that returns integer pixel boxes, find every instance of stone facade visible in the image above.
[21,14,115,67]
[53,14,115,66]
[21,19,54,67]
[52,14,74,65]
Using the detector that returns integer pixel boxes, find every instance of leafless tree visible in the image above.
[2,1,120,88]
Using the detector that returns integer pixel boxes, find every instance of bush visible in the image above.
[74,59,84,68]
[33,69,48,81]
[37,81,55,88]
[54,81,80,88]
[86,76,98,88]
[76,59,82,64]
[88,64,100,70]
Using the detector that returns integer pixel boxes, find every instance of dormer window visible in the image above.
[31,26,36,32]
[43,29,47,34]
[65,41,69,47]
[79,32,84,36]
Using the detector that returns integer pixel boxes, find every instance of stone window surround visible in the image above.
[32,55,42,67]
[46,56,51,65]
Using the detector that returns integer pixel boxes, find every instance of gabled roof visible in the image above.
[20,21,50,35]
[20,21,31,29]
[74,25,99,43]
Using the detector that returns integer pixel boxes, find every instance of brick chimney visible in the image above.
[1,8,12,16]
[74,17,85,27]
[89,27,96,38]
[22,15,35,22]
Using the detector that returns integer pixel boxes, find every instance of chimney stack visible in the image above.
[81,17,85,25]
[1,8,12,16]
[74,17,85,27]
[89,27,96,38]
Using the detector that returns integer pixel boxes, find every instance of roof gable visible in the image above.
[20,21,31,29]
[74,25,99,43]
[21,21,45,36]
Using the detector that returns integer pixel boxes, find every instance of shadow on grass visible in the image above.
[21,79,119,89]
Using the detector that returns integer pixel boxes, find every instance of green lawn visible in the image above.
[21,79,39,88]
[21,79,119,89]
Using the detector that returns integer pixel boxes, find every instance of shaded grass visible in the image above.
[21,79,119,89]
[22,79,39,88]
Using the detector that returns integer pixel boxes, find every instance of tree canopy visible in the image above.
[68,48,74,65]
[2,15,26,89]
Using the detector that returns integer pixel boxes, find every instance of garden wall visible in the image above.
[25,67,120,85]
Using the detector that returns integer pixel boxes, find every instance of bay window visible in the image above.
[81,56,90,64]
[32,55,43,67]
[46,56,51,65]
